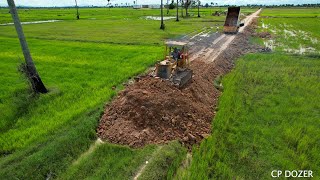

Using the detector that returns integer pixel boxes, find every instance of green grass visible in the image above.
[0,36,161,179]
[0,36,161,152]
[182,53,320,179]
[0,7,258,179]
[138,141,187,180]
[259,13,320,53]
[261,8,320,17]
[177,8,320,179]
[0,7,257,24]
[59,143,157,180]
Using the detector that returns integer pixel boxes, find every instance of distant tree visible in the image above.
[205,3,209,8]
[160,0,165,30]
[184,0,192,17]
[7,0,48,93]
[169,0,175,9]
[75,0,79,19]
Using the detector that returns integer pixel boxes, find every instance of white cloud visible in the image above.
[0,0,318,7]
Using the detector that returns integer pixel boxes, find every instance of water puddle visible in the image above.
[261,23,269,29]
[0,20,62,26]
[143,16,176,21]
[200,33,210,37]
[311,38,318,44]
[270,29,277,34]
[284,29,296,37]
[263,39,275,50]
[284,45,316,54]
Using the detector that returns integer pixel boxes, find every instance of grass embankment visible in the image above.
[178,8,320,179]
[59,143,156,179]
[0,7,261,179]
[138,141,187,180]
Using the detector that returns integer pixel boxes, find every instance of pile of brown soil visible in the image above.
[97,63,220,148]
[257,31,272,39]
[97,18,262,148]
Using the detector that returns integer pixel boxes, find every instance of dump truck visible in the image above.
[223,7,244,34]
[154,41,193,88]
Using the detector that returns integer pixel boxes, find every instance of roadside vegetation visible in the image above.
[179,8,320,179]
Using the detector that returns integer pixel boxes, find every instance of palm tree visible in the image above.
[75,0,79,19]
[7,0,47,93]
[160,0,165,29]
[181,0,184,17]
[176,0,179,21]
[197,0,201,17]
[185,0,191,17]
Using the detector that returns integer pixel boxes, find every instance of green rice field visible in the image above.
[1,6,319,179]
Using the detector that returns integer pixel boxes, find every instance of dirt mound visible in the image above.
[257,31,272,38]
[98,63,221,148]
[97,18,261,148]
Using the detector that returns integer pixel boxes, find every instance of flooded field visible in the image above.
[0,19,61,26]
[143,16,176,20]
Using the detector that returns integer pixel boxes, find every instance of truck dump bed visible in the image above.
[223,7,241,34]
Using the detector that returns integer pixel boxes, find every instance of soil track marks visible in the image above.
[98,10,264,148]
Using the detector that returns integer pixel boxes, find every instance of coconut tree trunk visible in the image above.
[185,0,189,17]
[181,0,184,17]
[160,0,165,30]
[197,0,200,17]
[75,0,79,19]
[7,0,48,93]
[176,0,179,21]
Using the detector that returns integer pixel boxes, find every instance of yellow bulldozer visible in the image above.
[154,41,193,88]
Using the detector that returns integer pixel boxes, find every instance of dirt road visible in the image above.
[189,9,262,63]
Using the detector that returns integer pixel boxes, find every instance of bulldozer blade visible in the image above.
[172,69,193,88]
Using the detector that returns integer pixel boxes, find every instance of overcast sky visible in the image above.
[0,0,319,7]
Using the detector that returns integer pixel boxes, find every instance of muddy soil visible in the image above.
[257,31,272,39]
[97,18,263,148]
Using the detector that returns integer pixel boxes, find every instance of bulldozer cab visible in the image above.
[164,41,189,68]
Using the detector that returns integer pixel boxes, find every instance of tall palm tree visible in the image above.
[75,0,79,19]
[181,0,184,17]
[176,0,179,21]
[7,0,47,93]
[197,0,201,17]
[185,0,190,17]
[160,0,165,29]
